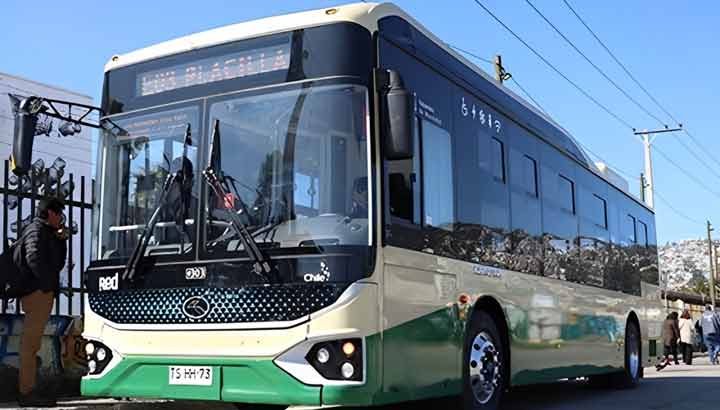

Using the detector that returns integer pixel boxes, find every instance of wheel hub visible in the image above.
[468,331,501,404]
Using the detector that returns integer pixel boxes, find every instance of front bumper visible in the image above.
[81,335,380,407]
[81,355,321,405]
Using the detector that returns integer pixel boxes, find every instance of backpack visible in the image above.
[0,230,34,299]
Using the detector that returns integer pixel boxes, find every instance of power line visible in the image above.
[448,45,550,116]
[523,0,667,126]
[524,0,720,181]
[469,0,635,130]
[561,0,720,174]
[447,44,495,65]
[650,142,720,200]
[509,78,549,116]
[561,0,678,125]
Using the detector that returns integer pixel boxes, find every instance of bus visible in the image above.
[13,2,663,409]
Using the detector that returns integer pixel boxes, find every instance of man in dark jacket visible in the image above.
[15,198,67,407]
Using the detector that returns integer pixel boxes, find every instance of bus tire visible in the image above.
[462,310,506,410]
[609,320,642,389]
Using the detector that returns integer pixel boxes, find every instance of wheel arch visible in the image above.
[470,296,512,387]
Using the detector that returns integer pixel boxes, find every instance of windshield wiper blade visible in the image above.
[123,123,193,281]
[205,119,275,283]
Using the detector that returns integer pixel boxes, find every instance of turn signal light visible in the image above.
[342,341,356,357]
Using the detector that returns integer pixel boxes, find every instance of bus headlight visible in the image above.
[305,338,363,382]
[340,362,355,379]
[85,340,113,376]
[316,347,331,364]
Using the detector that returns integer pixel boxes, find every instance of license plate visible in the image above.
[168,366,213,386]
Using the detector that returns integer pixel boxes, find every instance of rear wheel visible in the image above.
[462,311,506,410]
[608,320,641,388]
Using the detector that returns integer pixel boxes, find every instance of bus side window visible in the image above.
[388,117,421,225]
[421,119,454,230]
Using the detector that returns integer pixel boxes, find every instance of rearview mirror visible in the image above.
[10,96,41,176]
[379,69,413,160]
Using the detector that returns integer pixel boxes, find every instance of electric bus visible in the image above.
[36,3,664,409]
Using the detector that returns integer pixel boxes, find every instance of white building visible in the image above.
[0,71,93,315]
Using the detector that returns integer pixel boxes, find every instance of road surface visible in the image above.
[1,357,718,410]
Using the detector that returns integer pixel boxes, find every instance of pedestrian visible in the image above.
[656,312,681,370]
[700,305,720,365]
[695,318,704,351]
[14,198,67,407]
[678,309,694,365]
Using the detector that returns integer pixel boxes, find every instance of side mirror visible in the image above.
[379,69,413,160]
[10,96,41,176]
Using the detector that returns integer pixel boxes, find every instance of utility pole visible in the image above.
[640,173,646,203]
[708,220,716,308]
[494,55,511,84]
[633,126,682,208]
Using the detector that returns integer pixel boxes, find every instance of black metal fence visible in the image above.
[0,159,93,317]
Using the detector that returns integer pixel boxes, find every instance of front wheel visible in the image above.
[462,311,507,410]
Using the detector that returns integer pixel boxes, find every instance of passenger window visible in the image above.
[522,155,538,197]
[638,221,648,247]
[558,175,575,214]
[590,194,607,228]
[491,137,505,183]
[388,119,421,225]
[422,120,454,230]
[626,214,637,244]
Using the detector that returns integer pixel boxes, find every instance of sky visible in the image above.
[2,0,719,245]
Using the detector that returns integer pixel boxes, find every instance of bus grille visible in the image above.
[87,284,346,325]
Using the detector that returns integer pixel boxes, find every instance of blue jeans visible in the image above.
[706,334,720,363]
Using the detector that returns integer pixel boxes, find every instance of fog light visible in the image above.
[317,347,330,364]
[340,362,355,379]
[96,347,107,362]
[85,343,95,355]
[342,341,356,357]
[88,360,97,373]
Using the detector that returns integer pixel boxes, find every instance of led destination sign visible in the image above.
[137,41,291,97]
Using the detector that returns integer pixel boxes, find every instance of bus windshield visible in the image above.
[97,105,201,260]
[96,82,370,261]
[205,83,370,256]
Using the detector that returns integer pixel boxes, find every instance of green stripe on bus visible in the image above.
[81,356,321,406]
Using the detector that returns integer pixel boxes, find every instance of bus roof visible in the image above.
[105,2,642,208]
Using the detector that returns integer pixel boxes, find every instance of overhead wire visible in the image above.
[561,0,720,174]
[523,0,667,126]
[451,45,550,116]
[469,0,635,130]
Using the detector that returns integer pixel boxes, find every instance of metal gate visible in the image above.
[0,159,93,317]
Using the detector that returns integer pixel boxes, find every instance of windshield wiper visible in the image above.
[205,119,275,283]
[123,123,193,281]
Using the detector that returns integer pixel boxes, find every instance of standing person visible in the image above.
[14,198,67,407]
[701,305,720,365]
[656,312,681,370]
[678,310,694,365]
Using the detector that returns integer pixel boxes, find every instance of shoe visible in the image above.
[17,390,57,408]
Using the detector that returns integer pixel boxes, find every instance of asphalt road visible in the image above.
[2,357,718,410]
